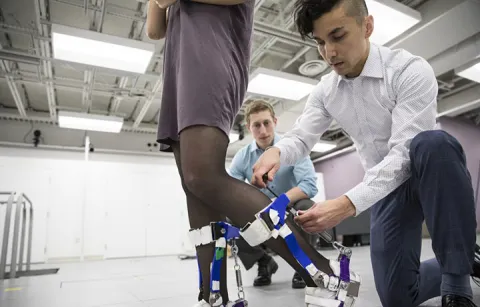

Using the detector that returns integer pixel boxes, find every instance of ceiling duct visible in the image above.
[298,49,329,77]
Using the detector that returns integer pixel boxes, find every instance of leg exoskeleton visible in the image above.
[239,194,361,307]
[188,221,248,307]
[188,194,361,307]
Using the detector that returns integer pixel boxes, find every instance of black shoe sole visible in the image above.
[291,282,306,289]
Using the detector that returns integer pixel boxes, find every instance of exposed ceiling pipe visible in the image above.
[53,0,146,22]
[97,0,107,32]
[34,0,58,120]
[254,0,267,14]
[0,60,27,118]
[281,46,310,71]
[0,75,141,98]
[254,21,317,48]
[251,12,296,64]
[110,76,129,114]
[132,78,163,128]
[0,112,158,134]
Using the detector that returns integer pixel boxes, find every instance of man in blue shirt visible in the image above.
[228,100,319,289]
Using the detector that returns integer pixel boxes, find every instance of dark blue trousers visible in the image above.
[370,130,477,307]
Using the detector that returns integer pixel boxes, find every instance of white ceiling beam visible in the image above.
[437,84,480,117]
[0,41,27,118]
[132,79,162,128]
[429,34,480,77]
[0,111,158,134]
[388,0,480,72]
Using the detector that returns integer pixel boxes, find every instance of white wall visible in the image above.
[0,146,191,263]
[0,145,325,264]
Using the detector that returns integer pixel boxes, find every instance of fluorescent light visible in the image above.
[366,0,422,45]
[52,24,155,74]
[312,141,337,153]
[229,133,240,143]
[58,111,124,133]
[247,68,317,101]
[456,61,480,84]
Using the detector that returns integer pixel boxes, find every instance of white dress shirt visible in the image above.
[274,43,438,216]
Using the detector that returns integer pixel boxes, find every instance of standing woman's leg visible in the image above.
[178,125,334,285]
[170,142,229,303]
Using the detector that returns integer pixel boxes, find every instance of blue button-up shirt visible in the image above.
[228,134,318,199]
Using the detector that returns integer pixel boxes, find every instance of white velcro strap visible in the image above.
[306,263,319,277]
[193,299,211,307]
[278,224,292,238]
[188,225,213,247]
[269,208,280,225]
[239,218,272,246]
[337,288,347,302]
[212,280,220,291]
[305,296,342,307]
[305,287,341,307]
[215,237,226,248]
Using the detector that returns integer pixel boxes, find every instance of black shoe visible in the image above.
[253,256,278,287]
[442,294,477,307]
[291,272,306,289]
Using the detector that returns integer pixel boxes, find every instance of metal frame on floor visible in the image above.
[0,191,59,280]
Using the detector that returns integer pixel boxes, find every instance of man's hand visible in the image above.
[251,147,281,188]
[153,0,177,9]
[294,196,356,233]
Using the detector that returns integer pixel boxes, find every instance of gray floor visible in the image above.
[1,238,480,307]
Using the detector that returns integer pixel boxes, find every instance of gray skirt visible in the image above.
[156,1,255,152]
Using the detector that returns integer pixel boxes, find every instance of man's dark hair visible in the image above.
[294,0,369,40]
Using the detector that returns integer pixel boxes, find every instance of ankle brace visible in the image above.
[189,222,247,307]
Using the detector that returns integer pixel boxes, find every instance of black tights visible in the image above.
[171,125,332,303]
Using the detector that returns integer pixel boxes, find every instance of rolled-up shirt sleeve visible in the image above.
[345,57,438,216]
[293,157,318,199]
[274,83,334,166]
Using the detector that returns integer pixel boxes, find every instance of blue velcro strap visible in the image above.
[225,223,240,241]
[262,193,290,226]
[210,243,225,293]
[282,230,315,272]
[259,194,318,277]
[209,222,241,294]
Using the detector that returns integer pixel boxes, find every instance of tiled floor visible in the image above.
[1,239,480,307]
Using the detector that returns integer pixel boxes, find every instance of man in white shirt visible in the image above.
[251,0,478,306]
